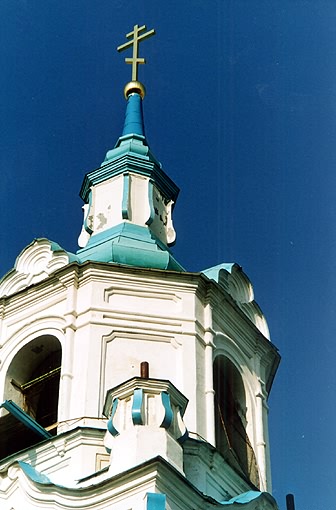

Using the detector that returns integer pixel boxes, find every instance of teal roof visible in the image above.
[220,491,278,508]
[221,491,264,505]
[77,223,184,271]
[202,263,236,281]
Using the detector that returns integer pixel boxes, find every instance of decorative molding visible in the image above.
[0,239,77,299]
[107,398,120,437]
[202,263,270,339]
[131,388,144,425]
[104,284,182,304]
[160,391,173,429]
[122,173,130,219]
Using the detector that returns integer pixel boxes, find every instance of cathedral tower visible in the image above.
[0,25,280,510]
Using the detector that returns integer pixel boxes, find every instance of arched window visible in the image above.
[5,335,61,431]
[213,355,259,487]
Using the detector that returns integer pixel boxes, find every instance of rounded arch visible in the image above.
[3,334,62,432]
[0,317,66,364]
[213,332,257,414]
[213,348,260,488]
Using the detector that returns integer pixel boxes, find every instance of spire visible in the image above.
[122,91,145,137]
[76,25,183,271]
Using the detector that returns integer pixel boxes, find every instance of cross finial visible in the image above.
[117,24,155,82]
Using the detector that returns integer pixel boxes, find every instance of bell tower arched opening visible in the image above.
[4,335,62,433]
[213,355,259,487]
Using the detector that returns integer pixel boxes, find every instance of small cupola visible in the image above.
[77,25,183,271]
[103,362,188,476]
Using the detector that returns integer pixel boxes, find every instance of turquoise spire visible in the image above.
[122,92,145,137]
[76,80,183,271]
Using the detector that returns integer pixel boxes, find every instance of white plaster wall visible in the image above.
[0,264,215,443]
[90,175,124,232]
[129,173,151,225]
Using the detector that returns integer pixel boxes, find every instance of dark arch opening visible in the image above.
[213,355,259,487]
[6,335,62,431]
[22,348,61,429]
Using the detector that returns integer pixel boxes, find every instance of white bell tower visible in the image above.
[0,24,280,510]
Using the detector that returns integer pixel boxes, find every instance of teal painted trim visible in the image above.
[177,428,189,444]
[43,240,80,264]
[66,251,81,263]
[146,180,155,226]
[84,190,93,234]
[107,398,119,437]
[160,392,173,429]
[48,242,79,264]
[79,222,173,251]
[115,133,147,150]
[80,149,179,205]
[220,491,263,505]
[18,462,77,490]
[176,405,188,444]
[79,222,156,248]
[122,173,130,219]
[49,240,66,253]
[122,93,145,137]
[202,263,236,283]
[146,493,166,510]
[25,239,79,265]
[104,134,148,167]
[19,462,53,485]
[132,388,143,425]
[0,400,51,439]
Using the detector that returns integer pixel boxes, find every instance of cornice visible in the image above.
[79,152,179,205]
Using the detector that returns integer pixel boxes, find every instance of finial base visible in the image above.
[124,81,146,99]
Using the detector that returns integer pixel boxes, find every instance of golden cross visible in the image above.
[117,24,155,82]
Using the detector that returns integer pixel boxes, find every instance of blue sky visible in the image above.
[1,1,336,508]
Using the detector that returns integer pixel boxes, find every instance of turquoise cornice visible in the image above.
[79,135,179,205]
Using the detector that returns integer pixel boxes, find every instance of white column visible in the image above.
[0,302,4,348]
[255,379,269,491]
[58,324,75,428]
[204,303,215,446]
[58,275,77,429]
